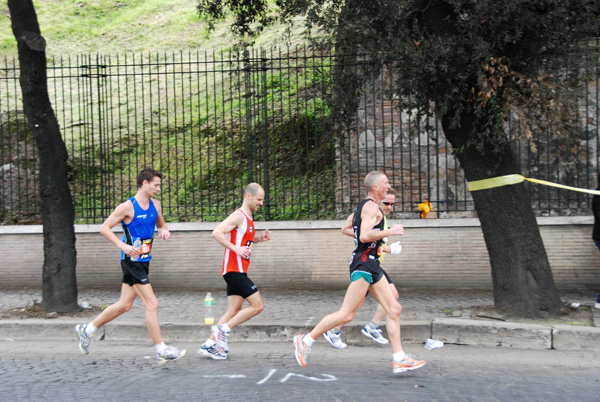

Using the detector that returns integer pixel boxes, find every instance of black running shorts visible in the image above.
[348,253,385,285]
[382,268,393,285]
[121,259,150,286]
[223,272,258,298]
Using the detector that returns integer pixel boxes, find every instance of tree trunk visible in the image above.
[8,0,78,312]
[441,112,563,317]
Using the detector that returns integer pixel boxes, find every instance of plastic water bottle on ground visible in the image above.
[424,338,444,350]
[204,292,214,325]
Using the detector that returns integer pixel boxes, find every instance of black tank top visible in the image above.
[352,198,384,260]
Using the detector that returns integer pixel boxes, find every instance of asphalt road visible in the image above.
[1,339,599,401]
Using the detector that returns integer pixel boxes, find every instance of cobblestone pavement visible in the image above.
[0,340,599,401]
[1,288,596,326]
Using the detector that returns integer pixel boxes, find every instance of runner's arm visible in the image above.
[153,199,170,240]
[359,202,404,242]
[211,211,249,257]
[99,201,139,257]
[341,213,354,237]
[255,228,271,243]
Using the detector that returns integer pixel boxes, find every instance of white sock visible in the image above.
[303,334,316,347]
[155,342,167,354]
[393,351,405,362]
[221,323,231,332]
[85,323,97,337]
[204,339,216,347]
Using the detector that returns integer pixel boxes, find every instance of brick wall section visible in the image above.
[0,217,598,291]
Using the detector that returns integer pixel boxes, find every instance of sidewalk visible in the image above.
[1,288,599,350]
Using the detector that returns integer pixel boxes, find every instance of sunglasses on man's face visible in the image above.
[382,201,395,206]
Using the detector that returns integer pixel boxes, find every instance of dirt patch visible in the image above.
[468,304,594,327]
[1,303,105,319]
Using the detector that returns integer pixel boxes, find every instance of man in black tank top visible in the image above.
[324,187,401,348]
[348,197,387,283]
[293,171,426,375]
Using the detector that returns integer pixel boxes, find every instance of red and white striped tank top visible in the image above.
[221,209,255,275]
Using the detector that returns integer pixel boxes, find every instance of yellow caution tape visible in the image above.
[467,174,600,196]
[467,174,525,191]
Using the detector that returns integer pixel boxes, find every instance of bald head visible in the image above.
[244,182,263,197]
[364,171,386,191]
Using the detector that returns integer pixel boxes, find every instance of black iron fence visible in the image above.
[0,44,598,224]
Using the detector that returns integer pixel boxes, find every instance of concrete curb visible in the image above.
[2,319,599,350]
[433,318,552,349]
[0,320,430,344]
[552,324,600,350]
[432,318,600,350]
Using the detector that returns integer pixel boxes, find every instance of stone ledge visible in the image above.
[3,319,600,351]
[551,325,600,350]
[0,320,431,344]
[432,318,552,349]
[0,216,591,234]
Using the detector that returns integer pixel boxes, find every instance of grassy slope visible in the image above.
[1,1,334,222]
[0,0,303,56]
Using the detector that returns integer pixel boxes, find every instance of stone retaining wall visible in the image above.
[0,217,597,291]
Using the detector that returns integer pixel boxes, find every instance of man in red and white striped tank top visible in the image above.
[199,183,272,360]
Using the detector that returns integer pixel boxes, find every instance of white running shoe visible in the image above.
[392,355,426,374]
[293,334,310,367]
[198,343,228,360]
[323,330,347,349]
[213,324,231,353]
[157,345,187,365]
[75,324,93,355]
[361,324,389,345]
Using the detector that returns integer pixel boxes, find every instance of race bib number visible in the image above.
[139,238,153,259]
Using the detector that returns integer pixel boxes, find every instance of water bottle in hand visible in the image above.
[131,237,141,261]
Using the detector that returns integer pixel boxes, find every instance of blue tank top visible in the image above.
[121,197,158,262]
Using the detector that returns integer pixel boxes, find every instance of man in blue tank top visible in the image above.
[75,168,186,364]
[293,171,425,375]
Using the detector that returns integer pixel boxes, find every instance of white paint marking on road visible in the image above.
[256,368,277,385]
[279,373,337,383]
[203,375,247,379]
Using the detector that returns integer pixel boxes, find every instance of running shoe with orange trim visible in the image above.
[293,334,310,367]
[392,355,426,374]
